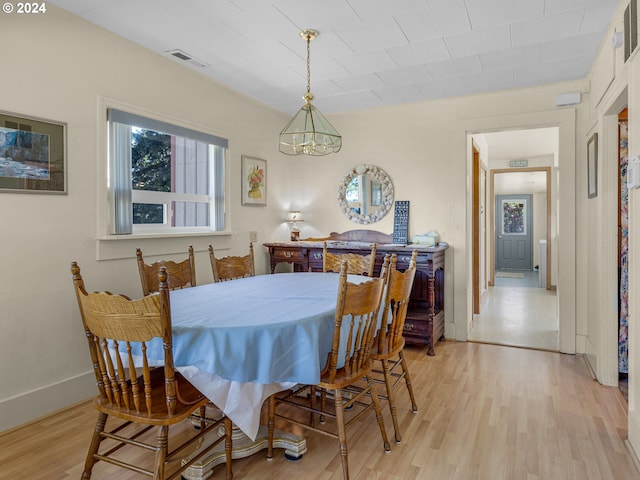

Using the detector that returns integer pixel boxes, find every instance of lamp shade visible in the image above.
[279,102,342,156]
[287,210,304,223]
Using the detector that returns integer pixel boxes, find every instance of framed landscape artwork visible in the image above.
[241,155,267,206]
[0,111,66,194]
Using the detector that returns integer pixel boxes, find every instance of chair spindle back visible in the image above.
[72,263,181,416]
[136,245,196,296]
[209,242,255,282]
[323,256,389,384]
[376,252,417,354]
[323,241,377,277]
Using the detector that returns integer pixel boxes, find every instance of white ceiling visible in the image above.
[48,0,617,115]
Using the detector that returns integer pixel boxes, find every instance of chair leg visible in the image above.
[365,375,391,453]
[267,395,275,459]
[333,388,350,480]
[82,411,107,480]
[380,358,402,444]
[309,385,317,427]
[399,350,418,412]
[223,416,233,480]
[199,405,207,430]
[153,425,169,480]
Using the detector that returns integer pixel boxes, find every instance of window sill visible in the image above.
[96,231,234,261]
[96,230,233,241]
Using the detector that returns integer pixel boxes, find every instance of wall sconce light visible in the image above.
[286,210,305,241]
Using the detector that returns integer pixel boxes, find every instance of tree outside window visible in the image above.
[131,129,171,224]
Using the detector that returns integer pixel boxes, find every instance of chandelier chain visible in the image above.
[306,33,311,95]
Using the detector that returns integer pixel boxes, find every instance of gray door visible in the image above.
[495,194,533,270]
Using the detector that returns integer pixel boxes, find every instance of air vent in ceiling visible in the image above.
[165,49,209,68]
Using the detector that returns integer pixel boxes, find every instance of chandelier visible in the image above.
[278,29,342,156]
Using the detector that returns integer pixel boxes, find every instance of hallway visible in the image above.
[469,272,559,351]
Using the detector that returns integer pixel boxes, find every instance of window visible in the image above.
[501,199,527,235]
[108,109,227,234]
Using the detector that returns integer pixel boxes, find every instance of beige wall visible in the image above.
[2,2,639,462]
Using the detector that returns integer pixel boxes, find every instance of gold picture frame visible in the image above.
[0,111,66,194]
[241,155,267,206]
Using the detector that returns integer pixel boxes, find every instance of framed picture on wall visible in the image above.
[587,132,598,198]
[241,155,267,206]
[0,111,66,194]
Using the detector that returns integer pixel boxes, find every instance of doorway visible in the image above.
[470,128,558,351]
[618,108,629,399]
[495,194,533,271]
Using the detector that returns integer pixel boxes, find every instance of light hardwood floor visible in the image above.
[1,341,637,480]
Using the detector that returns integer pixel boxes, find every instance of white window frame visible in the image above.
[107,108,228,235]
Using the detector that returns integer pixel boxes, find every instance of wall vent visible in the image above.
[624,0,638,62]
[165,49,209,68]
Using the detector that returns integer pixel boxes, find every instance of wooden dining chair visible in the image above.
[267,257,391,480]
[323,241,377,276]
[70,262,233,480]
[136,245,196,296]
[370,251,418,444]
[208,242,255,282]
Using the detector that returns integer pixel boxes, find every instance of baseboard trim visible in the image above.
[629,409,640,473]
[625,439,640,474]
[0,371,94,433]
[581,353,598,381]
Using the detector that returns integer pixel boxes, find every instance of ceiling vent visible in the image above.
[165,49,209,68]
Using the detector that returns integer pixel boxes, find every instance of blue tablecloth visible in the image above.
[134,272,370,439]
[167,272,361,385]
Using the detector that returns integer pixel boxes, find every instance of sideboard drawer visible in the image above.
[273,249,306,260]
[403,318,428,335]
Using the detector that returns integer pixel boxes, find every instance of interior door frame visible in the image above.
[472,144,487,314]
[489,167,551,289]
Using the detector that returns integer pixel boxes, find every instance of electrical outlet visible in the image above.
[249,231,258,242]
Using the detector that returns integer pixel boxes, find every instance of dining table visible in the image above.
[135,271,373,479]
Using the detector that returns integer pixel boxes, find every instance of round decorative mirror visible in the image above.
[338,164,394,224]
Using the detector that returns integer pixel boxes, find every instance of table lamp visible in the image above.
[286,211,304,241]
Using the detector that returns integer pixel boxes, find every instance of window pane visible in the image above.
[133,203,164,224]
[131,129,171,192]
[345,177,359,202]
[173,201,209,227]
[502,200,526,234]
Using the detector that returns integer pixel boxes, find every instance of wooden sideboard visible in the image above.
[264,230,447,356]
